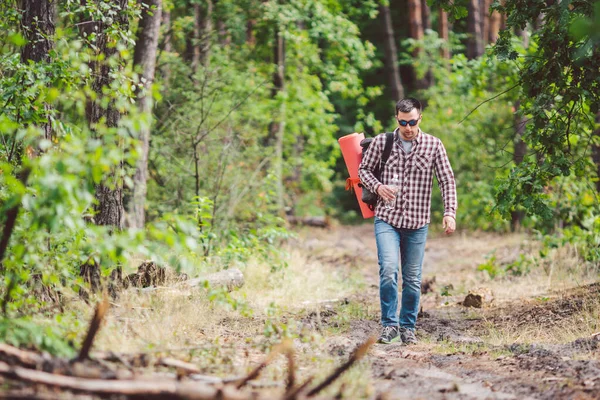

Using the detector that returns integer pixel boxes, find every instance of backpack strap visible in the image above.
[380,132,395,167]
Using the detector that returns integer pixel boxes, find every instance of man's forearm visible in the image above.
[358,168,382,193]
[440,180,457,218]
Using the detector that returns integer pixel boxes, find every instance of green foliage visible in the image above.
[0,317,76,357]
[488,0,599,221]
[405,31,520,230]
[478,252,535,279]
[536,176,600,264]
[477,253,500,279]
[262,302,296,342]
[427,0,468,20]
[204,281,253,317]
[504,254,533,277]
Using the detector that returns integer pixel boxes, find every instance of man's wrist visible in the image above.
[373,183,382,195]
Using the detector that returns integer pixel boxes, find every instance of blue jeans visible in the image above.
[374,217,428,329]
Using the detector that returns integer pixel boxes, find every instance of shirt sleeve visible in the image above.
[358,134,385,194]
[433,139,457,219]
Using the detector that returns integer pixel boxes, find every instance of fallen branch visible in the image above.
[157,357,200,375]
[77,296,109,361]
[183,268,245,291]
[306,336,376,397]
[0,360,249,400]
[286,216,329,228]
[0,343,44,368]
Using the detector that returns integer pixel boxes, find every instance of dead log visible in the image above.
[286,216,329,228]
[183,268,244,291]
[0,360,249,400]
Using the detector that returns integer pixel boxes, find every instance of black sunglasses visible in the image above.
[397,117,420,127]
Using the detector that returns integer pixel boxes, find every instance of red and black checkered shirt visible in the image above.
[358,129,457,229]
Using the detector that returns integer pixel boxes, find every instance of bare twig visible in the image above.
[458,82,522,125]
[77,296,109,361]
[157,357,200,375]
[283,376,314,400]
[235,341,290,390]
[0,360,249,400]
[306,336,377,397]
[285,345,295,393]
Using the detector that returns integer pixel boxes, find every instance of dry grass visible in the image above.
[59,225,599,398]
[62,241,373,395]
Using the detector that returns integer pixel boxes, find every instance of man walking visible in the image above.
[358,98,457,345]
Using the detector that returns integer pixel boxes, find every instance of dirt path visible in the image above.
[297,224,600,400]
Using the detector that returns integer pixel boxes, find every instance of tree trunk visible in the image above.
[189,0,213,76]
[500,7,507,30]
[488,7,502,43]
[438,8,450,59]
[159,9,172,84]
[268,28,286,213]
[79,0,128,231]
[198,0,213,67]
[20,0,54,63]
[20,0,55,142]
[215,0,230,47]
[407,0,428,89]
[421,0,431,31]
[511,99,527,231]
[408,0,423,42]
[467,0,484,59]
[161,9,172,53]
[246,19,256,46]
[592,111,600,194]
[380,5,404,102]
[420,0,433,87]
[217,20,230,46]
[481,0,491,45]
[190,3,201,74]
[127,0,162,229]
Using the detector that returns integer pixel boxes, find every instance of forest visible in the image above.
[0,0,599,398]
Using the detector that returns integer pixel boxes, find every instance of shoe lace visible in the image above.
[402,328,416,340]
[382,326,396,337]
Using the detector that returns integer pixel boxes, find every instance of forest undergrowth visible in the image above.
[18,223,595,399]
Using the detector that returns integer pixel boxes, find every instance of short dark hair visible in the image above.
[396,98,422,115]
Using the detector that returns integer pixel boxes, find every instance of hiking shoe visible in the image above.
[378,325,400,344]
[400,327,418,345]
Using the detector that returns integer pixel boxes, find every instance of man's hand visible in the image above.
[443,216,456,235]
[376,185,398,201]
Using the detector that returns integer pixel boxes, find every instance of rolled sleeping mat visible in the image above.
[338,132,375,219]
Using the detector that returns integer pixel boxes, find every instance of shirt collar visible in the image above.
[394,127,422,144]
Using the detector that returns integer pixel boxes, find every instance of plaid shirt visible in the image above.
[358,128,457,229]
